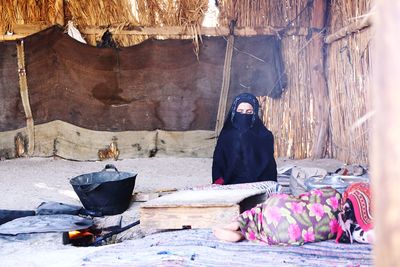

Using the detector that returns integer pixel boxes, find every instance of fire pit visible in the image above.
[63,220,140,247]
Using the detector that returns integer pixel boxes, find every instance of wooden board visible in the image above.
[34,120,157,160]
[156,130,215,157]
[140,188,268,231]
[0,121,216,160]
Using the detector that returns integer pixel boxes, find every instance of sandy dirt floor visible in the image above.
[0,156,344,210]
[0,156,348,266]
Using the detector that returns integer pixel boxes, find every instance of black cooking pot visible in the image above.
[70,164,137,216]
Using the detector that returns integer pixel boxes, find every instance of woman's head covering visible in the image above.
[212,93,277,184]
[229,93,260,126]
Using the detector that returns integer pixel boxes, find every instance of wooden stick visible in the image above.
[309,0,329,158]
[325,17,372,44]
[372,0,400,265]
[0,34,27,41]
[215,35,234,136]
[0,26,309,42]
[16,41,35,156]
[13,23,47,34]
[81,26,309,37]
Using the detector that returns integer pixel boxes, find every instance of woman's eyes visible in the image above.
[237,109,254,114]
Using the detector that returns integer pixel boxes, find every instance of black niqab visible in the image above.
[212,93,277,184]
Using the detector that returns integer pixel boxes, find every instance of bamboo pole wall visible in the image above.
[261,36,316,159]
[230,0,318,159]
[326,0,372,164]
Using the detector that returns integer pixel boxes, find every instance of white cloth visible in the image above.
[66,20,87,44]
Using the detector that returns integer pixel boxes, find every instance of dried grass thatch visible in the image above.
[66,0,137,26]
[70,0,208,48]
[135,0,208,55]
[66,0,143,46]
[326,0,372,164]
[217,0,311,28]
[0,0,60,33]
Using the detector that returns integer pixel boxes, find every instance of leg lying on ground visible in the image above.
[213,221,244,242]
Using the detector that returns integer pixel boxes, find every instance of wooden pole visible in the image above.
[16,40,35,156]
[325,17,372,44]
[80,26,309,37]
[215,35,234,136]
[0,34,26,41]
[372,1,400,266]
[309,0,329,158]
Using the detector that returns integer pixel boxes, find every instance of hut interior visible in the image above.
[0,0,371,164]
[1,0,398,266]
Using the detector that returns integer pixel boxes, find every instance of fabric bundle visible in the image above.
[336,182,373,243]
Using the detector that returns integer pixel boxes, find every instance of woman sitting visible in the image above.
[212,93,277,185]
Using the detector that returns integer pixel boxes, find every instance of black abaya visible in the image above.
[212,93,277,184]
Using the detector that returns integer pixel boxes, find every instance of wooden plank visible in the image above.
[156,130,215,157]
[30,121,217,159]
[215,35,234,136]
[309,0,329,158]
[140,205,239,231]
[16,41,34,156]
[1,122,218,159]
[373,0,400,265]
[13,24,47,34]
[81,26,309,37]
[0,34,27,41]
[140,188,270,231]
[33,120,157,160]
[325,17,372,44]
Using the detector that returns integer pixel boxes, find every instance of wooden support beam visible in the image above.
[215,35,234,136]
[0,25,309,42]
[13,23,47,34]
[81,26,309,37]
[325,17,372,44]
[0,34,26,41]
[309,0,330,159]
[372,1,400,266]
[16,41,35,156]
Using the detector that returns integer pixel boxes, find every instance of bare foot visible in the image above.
[224,221,240,231]
[213,227,243,242]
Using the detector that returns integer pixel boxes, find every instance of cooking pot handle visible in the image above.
[102,164,120,173]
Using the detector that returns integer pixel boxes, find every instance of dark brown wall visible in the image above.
[1,26,286,132]
[0,42,26,131]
